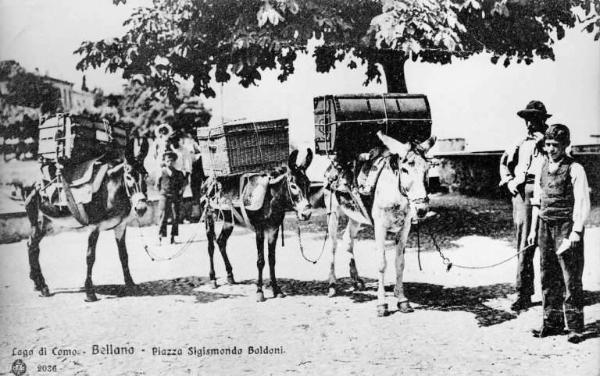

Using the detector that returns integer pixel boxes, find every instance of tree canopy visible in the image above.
[76,0,600,98]
[89,82,211,136]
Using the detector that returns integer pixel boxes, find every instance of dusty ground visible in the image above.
[0,195,599,376]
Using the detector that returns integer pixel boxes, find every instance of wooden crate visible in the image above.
[38,114,128,164]
[198,119,289,176]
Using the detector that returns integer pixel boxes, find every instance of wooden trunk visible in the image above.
[38,114,128,164]
[313,94,432,160]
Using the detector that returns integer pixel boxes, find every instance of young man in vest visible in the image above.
[527,124,590,343]
[158,151,186,244]
[499,100,550,311]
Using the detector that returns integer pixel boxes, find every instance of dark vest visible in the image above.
[539,157,574,221]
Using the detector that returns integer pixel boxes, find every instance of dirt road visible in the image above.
[0,212,598,376]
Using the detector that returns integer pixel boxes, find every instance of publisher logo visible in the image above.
[11,359,26,376]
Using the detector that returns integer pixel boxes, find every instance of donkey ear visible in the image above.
[417,135,437,153]
[300,148,313,169]
[376,131,410,159]
[288,149,299,169]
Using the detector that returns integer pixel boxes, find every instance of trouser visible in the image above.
[538,218,585,332]
[512,183,536,297]
[158,196,181,237]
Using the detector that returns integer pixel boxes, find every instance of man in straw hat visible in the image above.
[499,100,551,311]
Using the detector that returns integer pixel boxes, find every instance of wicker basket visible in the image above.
[197,119,289,176]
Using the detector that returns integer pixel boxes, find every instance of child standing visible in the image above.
[527,124,591,343]
[158,151,186,244]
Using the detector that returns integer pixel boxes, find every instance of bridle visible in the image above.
[396,146,430,207]
[270,171,297,212]
[121,162,144,199]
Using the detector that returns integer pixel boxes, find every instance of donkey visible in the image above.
[202,149,313,301]
[24,152,148,302]
[324,131,436,317]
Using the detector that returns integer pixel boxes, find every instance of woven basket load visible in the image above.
[197,119,289,176]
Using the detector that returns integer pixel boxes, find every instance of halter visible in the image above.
[121,162,143,198]
[270,171,297,211]
[396,146,429,207]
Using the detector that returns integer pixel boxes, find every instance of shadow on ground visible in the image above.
[52,276,242,303]
[237,277,600,328]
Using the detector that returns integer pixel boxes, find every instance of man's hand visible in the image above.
[507,179,520,196]
[568,231,581,247]
[527,230,537,246]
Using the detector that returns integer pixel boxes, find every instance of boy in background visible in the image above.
[527,124,590,343]
[158,151,186,244]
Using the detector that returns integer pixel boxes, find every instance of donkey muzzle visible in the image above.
[131,193,148,217]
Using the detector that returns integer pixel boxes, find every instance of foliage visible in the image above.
[0,60,61,113]
[76,0,600,95]
[89,81,211,136]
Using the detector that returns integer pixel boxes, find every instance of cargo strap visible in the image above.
[58,168,89,226]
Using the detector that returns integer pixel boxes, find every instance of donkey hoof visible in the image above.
[85,293,98,302]
[274,291,286,298]
[211,280,218,289]
[377,304,389,317]
[327,287,337,298]
[227,275,236,285]
[256,291,266,302]
[39,286,51,297]
[397,301,414,313]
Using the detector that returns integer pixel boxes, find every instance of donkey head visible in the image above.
[108,161,148,218]
[377,131,436,219]
[269,149,313,221]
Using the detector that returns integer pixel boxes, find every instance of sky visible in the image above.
[1,0,599,151]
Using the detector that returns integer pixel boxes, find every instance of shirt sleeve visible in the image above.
[499,143,518,185]
[570,163,591,232]
[531,159,544,207]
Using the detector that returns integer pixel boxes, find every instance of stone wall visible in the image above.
[437,151,600,203]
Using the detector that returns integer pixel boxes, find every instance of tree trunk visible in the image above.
[378,52,408,94]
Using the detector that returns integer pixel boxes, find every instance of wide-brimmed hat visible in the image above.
[517,100,552,119]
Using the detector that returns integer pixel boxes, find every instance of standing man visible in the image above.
[158,151,186,244]
[527,124,590,343]
[499,100,550,311]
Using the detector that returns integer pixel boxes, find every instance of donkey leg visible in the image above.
[255,229,266,302]
[326,197,340,297]
[374,221,389,317]
[341,219,364,291]
[395,219,414,313]
[205,214,218,288]
[114,224,135,288]
[25,193,50,296]
[217,215,235,284]
[28,222,50,296]
[84,228,100,302]
[266,227,284,298]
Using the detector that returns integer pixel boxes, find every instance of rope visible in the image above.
[136,217,203,262]
[251,122,264,164]
[416,219,535,272]
[299,189,334,264]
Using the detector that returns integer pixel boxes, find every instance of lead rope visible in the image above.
[298,188,333,264]
[415,218,534,271]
